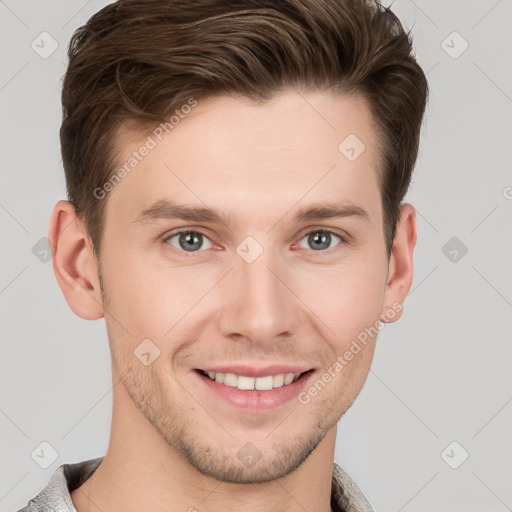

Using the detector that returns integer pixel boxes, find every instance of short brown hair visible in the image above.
[60,0,428,258]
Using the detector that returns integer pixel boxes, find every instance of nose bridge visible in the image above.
[217,243,297,344]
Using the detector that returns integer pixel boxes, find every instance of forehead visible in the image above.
[106,89,382,227]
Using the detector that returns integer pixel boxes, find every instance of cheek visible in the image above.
[296,255,386,341]
[101,250,218,340]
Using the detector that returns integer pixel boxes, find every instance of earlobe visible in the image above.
[380,203,417,324]
[48,200,104,320]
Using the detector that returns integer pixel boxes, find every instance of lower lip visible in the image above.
[194,370,314,411]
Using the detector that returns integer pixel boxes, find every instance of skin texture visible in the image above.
[49,89,417,512]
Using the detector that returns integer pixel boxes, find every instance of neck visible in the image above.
[71,368,337,512]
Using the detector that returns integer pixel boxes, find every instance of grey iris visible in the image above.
[179,232,203,251]
[308,231,331,250]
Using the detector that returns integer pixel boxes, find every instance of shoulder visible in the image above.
[17,457,103,512]
[331,462,375,512]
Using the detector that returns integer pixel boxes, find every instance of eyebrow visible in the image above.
[291,202,369,223]
[133,200,232,225]
[132,199,369,226]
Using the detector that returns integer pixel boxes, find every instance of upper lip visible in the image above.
[197,364,313,378]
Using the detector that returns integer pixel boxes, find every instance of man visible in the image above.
[20,0,427,510]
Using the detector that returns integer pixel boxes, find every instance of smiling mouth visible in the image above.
[195,369,314,391]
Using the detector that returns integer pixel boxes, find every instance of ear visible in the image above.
[380,203,417,323]
[48,200,104,320]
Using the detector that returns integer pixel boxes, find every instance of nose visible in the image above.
[216,246,299,348]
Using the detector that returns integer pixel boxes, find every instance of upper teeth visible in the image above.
[205,371,301,390]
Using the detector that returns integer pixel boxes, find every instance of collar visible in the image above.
[19,457,374,512]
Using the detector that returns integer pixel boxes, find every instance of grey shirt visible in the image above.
[18,457,374,512]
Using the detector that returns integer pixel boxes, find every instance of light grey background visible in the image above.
[1,1,511,511]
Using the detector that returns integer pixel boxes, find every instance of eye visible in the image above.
[296,229,344,251]
[164,230,214,253]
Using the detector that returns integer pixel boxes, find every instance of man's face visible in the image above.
[98,89,389,483]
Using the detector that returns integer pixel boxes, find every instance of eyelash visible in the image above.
[162,228,348,257]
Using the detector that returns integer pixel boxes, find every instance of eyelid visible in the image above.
[161,226,350,255]
[162,228,216,256]
[304,224,348,237]
[295,225,350,244]
[293,227,348,251]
